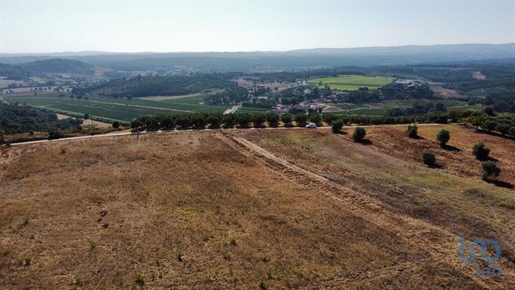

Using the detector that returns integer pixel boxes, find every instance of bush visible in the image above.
[436,129,450,146]
[406,124,418,138]
[508,126,515,137]
[280,114,292,126]
[135,273,145,286]
[481,161,501,179]
[331,120,343,133]
[472,142,490,160]
[421,150,436,166]
[353,126,366,141]
[495,123,510,135]
[482,120,497,132]
[294,113,308,127]
[112,121,120,129]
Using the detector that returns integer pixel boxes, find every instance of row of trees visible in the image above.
[0,103,82,135]
[469,115,515,137]
[129,111,458,131]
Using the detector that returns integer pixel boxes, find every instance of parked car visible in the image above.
[306,123,317,128]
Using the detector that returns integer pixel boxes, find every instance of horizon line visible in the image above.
[1,42,514,56]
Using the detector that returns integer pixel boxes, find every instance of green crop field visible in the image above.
[330,98,475,116]
[9,95,229,122]
[307,75,394,91]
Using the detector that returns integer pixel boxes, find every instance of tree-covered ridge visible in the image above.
[0,58,94,80]
[87,73,239,98]
[19,59,94,75]
[0,103,81,134]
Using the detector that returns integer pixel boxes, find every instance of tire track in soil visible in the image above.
[216,132,513,289]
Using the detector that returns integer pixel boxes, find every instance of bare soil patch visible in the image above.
[472,71,487,80]
[0,130,513,289]
[429,85,464,99]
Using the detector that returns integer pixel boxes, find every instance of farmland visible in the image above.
[328,98,477,116]
[0,126,514,289]
[6,95,229,122]
[307,75,394,91]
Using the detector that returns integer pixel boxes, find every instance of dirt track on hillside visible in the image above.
[217,132,514,289]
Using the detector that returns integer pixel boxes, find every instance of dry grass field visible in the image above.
[0,126,514,289]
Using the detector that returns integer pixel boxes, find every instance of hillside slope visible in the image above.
[0,128,513,289]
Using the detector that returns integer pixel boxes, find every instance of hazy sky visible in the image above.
[1,0,514,53]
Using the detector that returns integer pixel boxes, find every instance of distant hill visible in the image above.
[0,58,94,80]
[1,43,513,73]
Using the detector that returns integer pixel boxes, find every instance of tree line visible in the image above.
[129,111,457,131]
[0,103,82,136]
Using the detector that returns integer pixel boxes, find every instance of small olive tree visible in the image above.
[353,126,366,142]
[481,161,501,180]
[421,150,436,166]
[407,124,418,138]
[472,142,490,160]
[436,129,450,146]
[331,120,343,133]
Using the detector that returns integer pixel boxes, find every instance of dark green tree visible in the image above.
[281,114,293,126]
[481,161,501,180]
[236,113,252,128]
[421,150,436,166]
[495,123,510,135]
[483,107,496,116]
[436,129,450,146]
[406,124,418,138]
[265,112,279,127]
[207,115,220,128]
[252,113,266,128]
[112,121,120,129]
[308,113,322,126]
[294,113,308,127]
[472,142,490,160]
[221,114,235,128]
[481,120,497,132]
[331,120,343,133]
[160,115,175,129]
[353,126,366,142]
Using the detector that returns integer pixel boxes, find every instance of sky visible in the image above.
[1,0,514,53]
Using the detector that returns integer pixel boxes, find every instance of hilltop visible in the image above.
[0,124,514,289]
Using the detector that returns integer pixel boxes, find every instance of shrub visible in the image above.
[112,121,120,129]
[421,150,436,166]
[436,129,450,145]
[508,126,515,137]
[308,113,321,125]
[482,120,497,132]
[135,273,145,286]
[294,113,308,127]
[280,114,292,126]
[484,106,496,116]
[353,126,366,141]
[406,124,418,138]
[481,161,501,180]
[265,112,279,127]
[472,142,490,160]
[495,123,510,135]
[331,120,343,133]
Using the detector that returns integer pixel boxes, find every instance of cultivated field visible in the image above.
[0,125,514,289]
[6,95,229,122]
[327,98,477,115]
[307,75,393,91]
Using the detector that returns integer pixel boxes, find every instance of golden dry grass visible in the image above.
[0,128,513,289]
